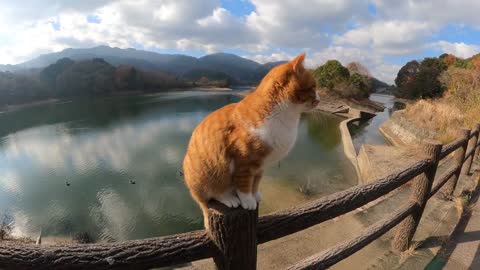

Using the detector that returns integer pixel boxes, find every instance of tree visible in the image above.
[55,58,115,97]
[314,60,350,89]
[347,62,372,77]
[471,54,480,70]
[439,53,458,67]
[40,58,74,89]
[348,73,371,99]
[115,65,143,91]
[395,57,448,99]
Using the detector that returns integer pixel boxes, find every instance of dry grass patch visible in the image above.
[403,100,465,143]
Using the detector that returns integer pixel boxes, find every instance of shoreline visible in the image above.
[0,86,247,114]
[0,99,61,114]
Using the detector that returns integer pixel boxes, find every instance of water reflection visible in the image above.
[349,94,396,152]
[0,91,354,242]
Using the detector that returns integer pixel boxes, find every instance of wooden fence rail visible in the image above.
[1,122,480,270]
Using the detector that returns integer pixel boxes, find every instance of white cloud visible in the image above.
[434,41,480,59]
[0,0,259,64]
[244,52,294,64]
[2,0,480,82]
[335,20,433,55]
[247,0,369,49]
[372,0,480,27]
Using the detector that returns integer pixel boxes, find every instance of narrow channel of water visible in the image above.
[349,94,398,152]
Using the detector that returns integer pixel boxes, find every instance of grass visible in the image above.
[399,241,422,264]
[453,190,475,217]
[401,100,466,143]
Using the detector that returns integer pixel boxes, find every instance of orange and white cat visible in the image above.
[183,53,319,227]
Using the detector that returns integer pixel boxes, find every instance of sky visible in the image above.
[1,0,480,84]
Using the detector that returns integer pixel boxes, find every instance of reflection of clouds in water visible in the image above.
[90,188,136,241]
[0,112,206,240]
[0,114,204,174]
[164,146,182,165]
[10,210,31,237]
[0,170,21,195]
[141,185,199,225]
[8,199,71,238]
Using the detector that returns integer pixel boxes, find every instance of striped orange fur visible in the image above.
[183,53,319,228]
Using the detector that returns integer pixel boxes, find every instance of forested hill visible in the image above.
[0,46,281,85]
[0,46,391,107]
[0,46,290,107]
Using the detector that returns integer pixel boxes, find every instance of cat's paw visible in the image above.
[254,192,263,202]
[237,192,257,210]
[215,193,240,208]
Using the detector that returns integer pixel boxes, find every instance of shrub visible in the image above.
[313,60,372,99]
[314,60,350,89]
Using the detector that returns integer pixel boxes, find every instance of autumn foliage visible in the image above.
[395,53,480,141]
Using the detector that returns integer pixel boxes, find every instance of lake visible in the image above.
[0,89,357,242]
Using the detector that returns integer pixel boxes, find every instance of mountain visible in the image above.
[2,46,281,85]
[11,46,197,72]
[252,61,288,82]
[196,53,260,82]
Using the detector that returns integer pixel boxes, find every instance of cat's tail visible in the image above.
[190,192,211,230]
[199,202,210,230]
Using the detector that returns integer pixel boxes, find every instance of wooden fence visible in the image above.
[1,123,480,270]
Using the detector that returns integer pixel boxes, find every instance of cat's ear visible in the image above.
[292,53,306,74]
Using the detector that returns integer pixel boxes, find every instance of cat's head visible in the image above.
[262,53,319,112]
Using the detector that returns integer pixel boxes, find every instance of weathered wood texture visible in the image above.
[392,141,442,252]
[286,201,417,270]
[440,137,464,159]
[464,124,480,174]
[464,148,476,162]
[475,124,480,160]
[0,230,214,270]
[208,201,258,270]
[442,129,470,196]
[429,165,457,199]
[258,159,430,244]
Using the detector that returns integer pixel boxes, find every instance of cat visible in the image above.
[183,53,319,228]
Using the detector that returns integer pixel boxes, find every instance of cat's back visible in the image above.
[191,102,237,139]
[183,102,238,175]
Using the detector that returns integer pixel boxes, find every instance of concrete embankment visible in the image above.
[316,98,378,183]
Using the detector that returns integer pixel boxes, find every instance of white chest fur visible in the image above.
[251,102,302,167]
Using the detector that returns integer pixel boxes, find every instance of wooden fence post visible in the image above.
[207,201,258,270]
[476,123,480,161]
[392,140,442,252]
[464,124,480,175]
[442,129,471,197]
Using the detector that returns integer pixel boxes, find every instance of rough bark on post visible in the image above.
[464,124,480,175]
[207,200,258,270]
[476,123,480,161]
[392,141,442,252]
[442,129,470,197]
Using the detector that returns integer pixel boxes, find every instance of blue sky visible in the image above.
[1,0,480,83]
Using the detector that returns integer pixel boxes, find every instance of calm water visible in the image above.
[350,94,397,151]
[0,90,357,242]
